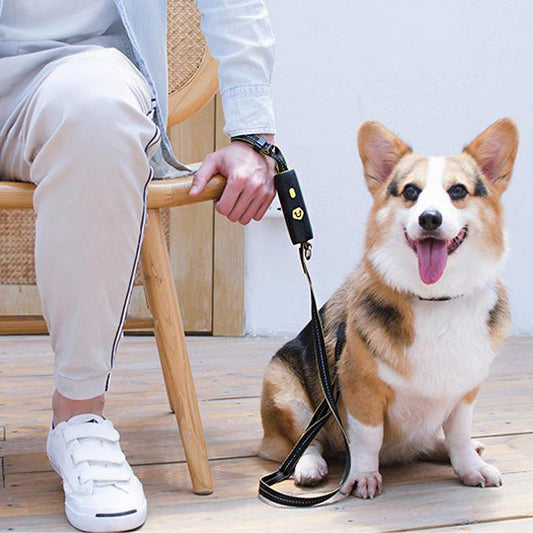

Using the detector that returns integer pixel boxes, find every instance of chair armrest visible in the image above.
[0,172,227,210]
[147,173,226,209]
[0,181,35,209]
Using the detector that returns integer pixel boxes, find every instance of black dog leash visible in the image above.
[232,134,351,506]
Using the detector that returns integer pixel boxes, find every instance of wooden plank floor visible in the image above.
[1,335,532,532]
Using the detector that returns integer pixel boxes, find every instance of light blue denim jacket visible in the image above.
[0,0,276,177]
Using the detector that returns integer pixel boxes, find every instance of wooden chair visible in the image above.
[0,0,227,495]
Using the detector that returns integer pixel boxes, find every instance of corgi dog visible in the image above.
[259,119,518,499]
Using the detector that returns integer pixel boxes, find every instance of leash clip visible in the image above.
[303,242,312,261]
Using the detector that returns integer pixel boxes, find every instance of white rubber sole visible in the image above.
[65,501,147,533]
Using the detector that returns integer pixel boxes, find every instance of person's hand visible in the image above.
[189,134,276,225]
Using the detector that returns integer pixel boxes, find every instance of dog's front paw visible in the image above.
[458,461,502,488]
[294,453,328,486]
[341,471,382,499]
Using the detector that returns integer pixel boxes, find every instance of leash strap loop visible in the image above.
[231,134,289,173]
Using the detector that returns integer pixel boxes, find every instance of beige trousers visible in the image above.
[0,48,161,399]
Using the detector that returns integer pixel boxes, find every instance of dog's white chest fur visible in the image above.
[377,286,497,460]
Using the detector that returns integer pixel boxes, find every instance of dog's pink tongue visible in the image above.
[416,239,448,285]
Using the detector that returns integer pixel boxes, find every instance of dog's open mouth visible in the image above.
[405,226,468,285]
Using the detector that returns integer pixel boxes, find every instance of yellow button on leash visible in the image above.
[292,207,304,220]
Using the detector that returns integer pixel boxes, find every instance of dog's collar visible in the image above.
[414,293,464,302]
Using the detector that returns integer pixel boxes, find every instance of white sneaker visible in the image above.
[47,414,147,533]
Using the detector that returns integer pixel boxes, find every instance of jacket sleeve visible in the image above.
[195,0,276,136]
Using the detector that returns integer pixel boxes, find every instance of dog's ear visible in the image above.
[463,118,518,194]
[358,121,412,195]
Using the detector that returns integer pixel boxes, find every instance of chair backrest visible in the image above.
[167,0,219,126]
[0,0,219,287]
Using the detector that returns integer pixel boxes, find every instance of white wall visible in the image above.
[244,0,533,336]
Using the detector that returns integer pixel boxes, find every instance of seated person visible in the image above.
[0,1,276,531]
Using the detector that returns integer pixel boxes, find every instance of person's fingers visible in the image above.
[239,186,275,225]
[189,155,218,196]
[238,195,265,225]
[226,179,263,222]
[215,173,247,216]
[252,190,276,221]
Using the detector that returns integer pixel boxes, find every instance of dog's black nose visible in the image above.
[419,210,442,231]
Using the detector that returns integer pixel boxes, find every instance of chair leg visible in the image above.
[141,208,213,495]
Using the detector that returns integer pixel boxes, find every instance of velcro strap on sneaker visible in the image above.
[78,466,131,484]
[64,424,120,444]
[71,446,126,466]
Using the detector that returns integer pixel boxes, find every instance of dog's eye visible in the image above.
[402,184,421,202]
[448,184,468,200]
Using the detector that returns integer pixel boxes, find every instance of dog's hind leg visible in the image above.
[259,359,329,486]
[294,440,328,486]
